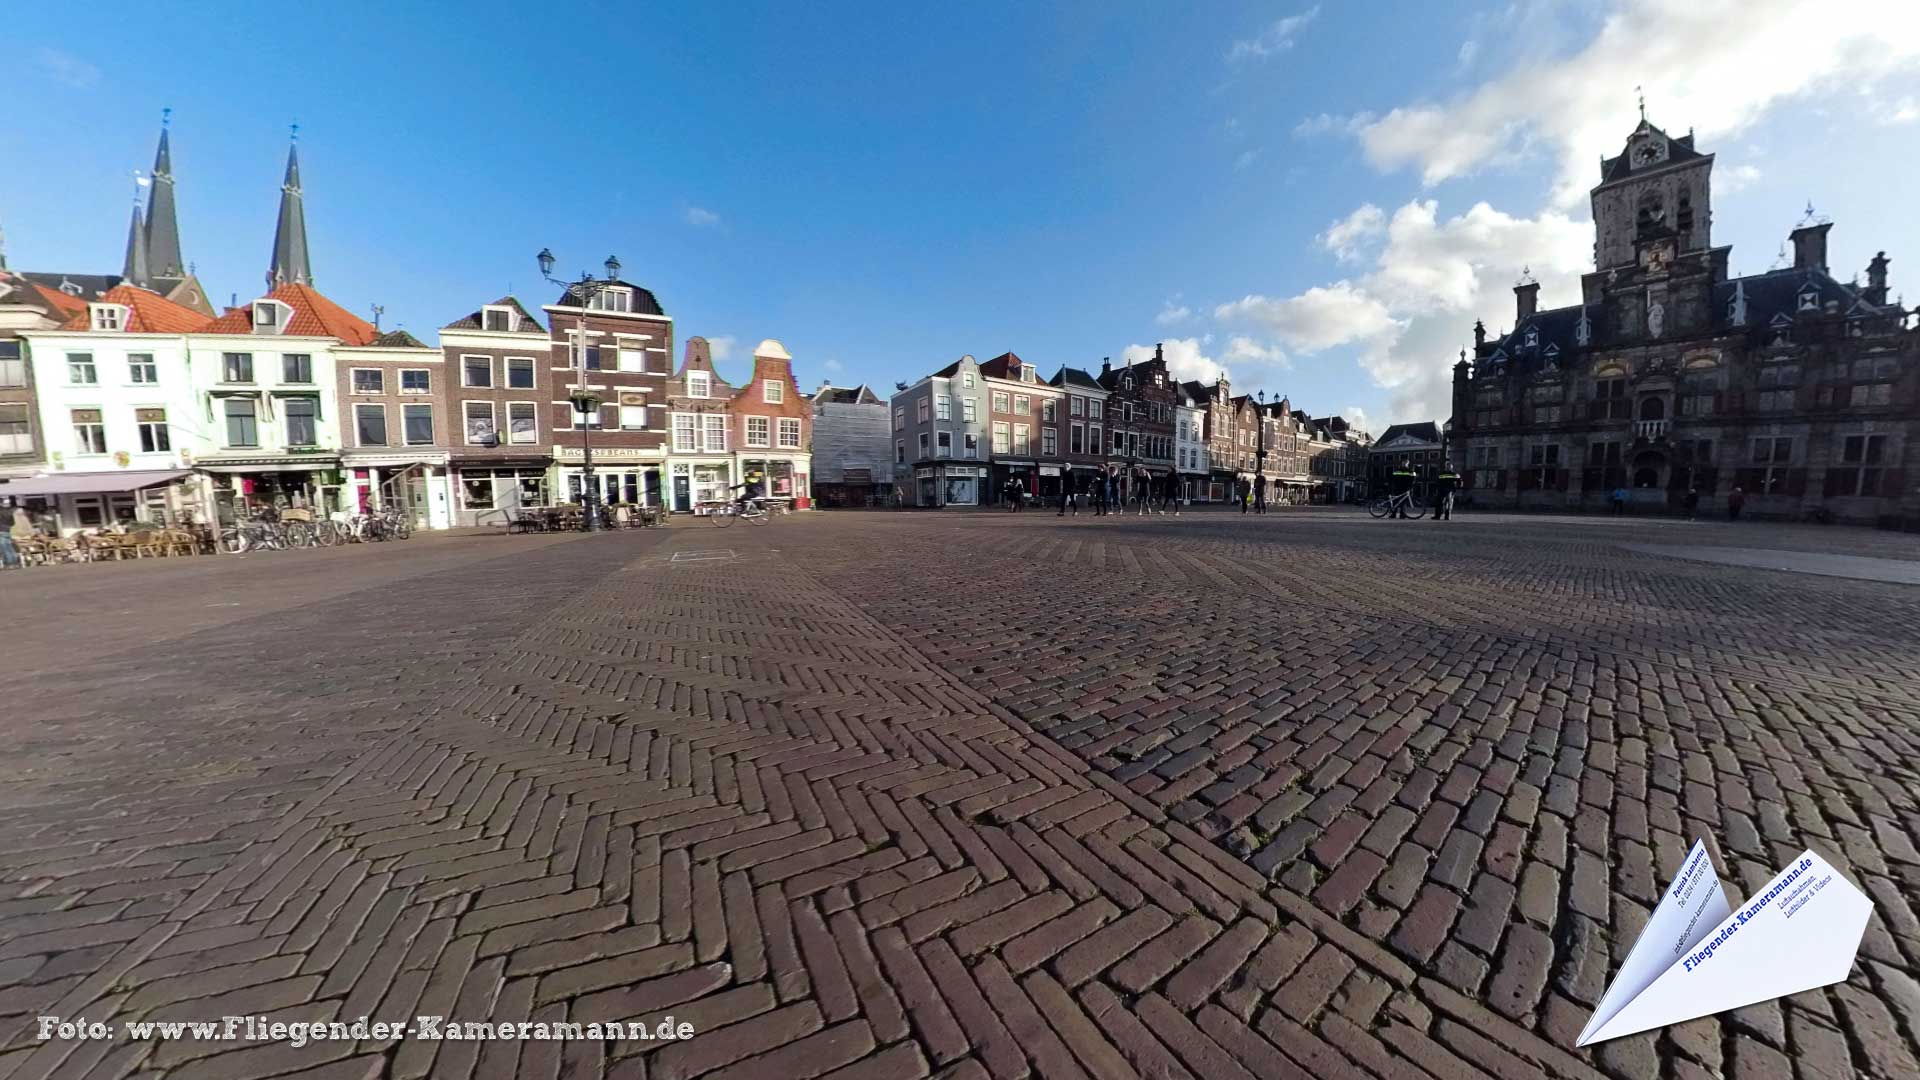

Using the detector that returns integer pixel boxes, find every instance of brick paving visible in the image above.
[0,510,1916,1079]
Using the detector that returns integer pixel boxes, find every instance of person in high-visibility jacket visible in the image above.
[1433,465,1459,521]
[1390,460,1416,518]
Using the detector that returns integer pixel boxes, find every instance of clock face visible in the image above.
[1633,140,1666,166]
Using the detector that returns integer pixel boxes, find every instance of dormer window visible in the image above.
[89,304,127,332]
[252,300,292,334]
[60,281,83,297]
[1524,327,1539,348]
[587,288,632,313]
[482,306,516,332]
[1797,289,1820,313]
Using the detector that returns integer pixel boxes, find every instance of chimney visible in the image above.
[1153,342,1164,365]
[1101,357,1111,376]
[1866,251,1891,306]
[1473,320,1487,350]
[1790,221,1832,273]
[1514,280,1540,321]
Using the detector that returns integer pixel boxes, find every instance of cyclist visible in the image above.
[730,472,765,512]
[1433,462,1459,521]
[1390,458,1417,519]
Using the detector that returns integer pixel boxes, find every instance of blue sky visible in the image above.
[5,1,1917,431]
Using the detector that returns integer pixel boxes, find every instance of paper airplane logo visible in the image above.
[1579,838,1874,1045]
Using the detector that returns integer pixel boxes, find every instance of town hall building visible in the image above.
[1450,114,1918,523]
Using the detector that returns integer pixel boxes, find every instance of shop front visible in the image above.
[556,446,665,515]
[992,459,1037,504]
[668,459,732,513]
[910,463,984,507]
[341,451,453,530]
[0,468,196,536]
[193,456,344,526]
[452,460,551,527]
[737,455,811,509]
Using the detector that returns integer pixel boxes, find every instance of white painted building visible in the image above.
[1175,396,1208,503]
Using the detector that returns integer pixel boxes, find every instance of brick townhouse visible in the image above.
[439,297,554,525]
[728,340,811,507]
[544,278,673,508]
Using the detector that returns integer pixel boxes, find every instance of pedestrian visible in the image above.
[1167,472,1182,516]
[1683,487,1700,521]
[1433,463,1459,521]
[1241,482,1251,515]
[1390,459,1416,518]
[1136,470,1151,516]
[1059,473,1078,517]
[1728,485,1745,521]
[1610,486,1628,515]
[0,529,17,570]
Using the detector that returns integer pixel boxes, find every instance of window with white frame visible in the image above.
[703,414,727,452]
[936,396,951,420]
[354,404,387,446]
[673,414,698,452]
[128,353,157,384]
[284,398,318,447]
[962,398,976,423]
[0,343,22,387]
[778,417,801,448]
[963,432,979,458]
[588,288,632,312]
[746,416,771,447]
[227,399,261,446]
[465,402,496,444]
[1070,396,1083,417]
[763,379,783,404]
[89,305,124,331]
[936,431,952,454]
[506,358,534,389]
[403,404,434,445]
[220,353,254,384]
[1090,423,1102,450]
[896,441,905,464]
[991,391,1010,414]
[688,370,712,398]
[462,355,493,388]
[508,403,537,444]
[963,372,975,388]
[992,421,1010,454]
[252,301,285,330]
[352,368,383,394]
[1013,424,1030,455]
[72,408,106,454]
[918,432,930,457]
[1088,400,1103,419]
[892,406,903,430]
[1042,427,1057,456]
[619,398,648,430]
[69,353,97,384]
[618,348,646,373]
[483,307,514,332]
[1014,395,1031,416]
[1042,400,1056,423]
[400,369,432,394]
[917,397,930,423]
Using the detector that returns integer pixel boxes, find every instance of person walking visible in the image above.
[1390,459,1416,519]
[1432,463,1459,521]
[1167,472,1183,516]
[1059,472,1078,517]
[1136,469,1151,516]
[1241,481,1251,515]
[1683,487,1700,521]
[1728,485,1746,521]
[1610,486,1628,515]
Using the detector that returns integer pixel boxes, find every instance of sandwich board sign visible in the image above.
[1579,838,1873,1045]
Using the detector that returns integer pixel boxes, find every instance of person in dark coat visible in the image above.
[1432,465,1459,521]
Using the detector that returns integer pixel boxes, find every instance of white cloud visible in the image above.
[1342,406,1373,436]
[1880,96,1919,124]
[1319,204,1386,262]
[1216,198,1589,422]
[1222,336,1289,371]
[1155,301,1193,326]
[685,206,722,227]
[1352,0,1920,207]
[1456,39,1479,72]
[1214,282,1401,353]
[1293,111,1373,139]
[1234,149,1262,171]
[1718,163,1763,194]
[37,48,100,89]
[707,335,736,362]
[822,358,845,373]
[1228,7,1320,63]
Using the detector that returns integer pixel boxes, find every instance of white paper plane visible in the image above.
[1579,839,1874,1046]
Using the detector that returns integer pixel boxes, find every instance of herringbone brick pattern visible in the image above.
[0,513,1914,1080]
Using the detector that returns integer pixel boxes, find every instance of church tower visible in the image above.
[267,129,312,288]
[144,111,185,279]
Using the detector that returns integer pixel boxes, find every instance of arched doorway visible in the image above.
[1638,397,1665,420]
[1632,450,1666,490]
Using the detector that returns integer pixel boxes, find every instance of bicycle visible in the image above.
[708,498,771,528]
[1367,490,1428,520]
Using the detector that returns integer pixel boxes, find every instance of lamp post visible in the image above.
[537,248,622,532]
[1255,390,1268,514]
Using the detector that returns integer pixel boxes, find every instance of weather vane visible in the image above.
[290,122,300,143]
[1636,86,1646,122]
[161,106,172,128]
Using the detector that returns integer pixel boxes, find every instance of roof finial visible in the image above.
[161,106,172,128]
[290,121,299,143]
[1636,86,1646,123]
[370,303,384,331]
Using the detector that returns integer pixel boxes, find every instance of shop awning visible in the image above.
[195,459,338,474]
[0,469,191,497]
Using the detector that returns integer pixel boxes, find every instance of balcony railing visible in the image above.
[1634,419,1669,440]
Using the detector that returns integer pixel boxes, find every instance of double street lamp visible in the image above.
[537,248,622,532]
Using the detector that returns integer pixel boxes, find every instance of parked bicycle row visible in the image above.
[217,507,414,553]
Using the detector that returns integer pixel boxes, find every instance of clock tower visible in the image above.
[1590,117,1714,272]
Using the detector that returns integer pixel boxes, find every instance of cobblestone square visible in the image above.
[2,511,1917,1080]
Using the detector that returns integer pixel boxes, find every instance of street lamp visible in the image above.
[537,247,625,532]
[1255,390,1268,514]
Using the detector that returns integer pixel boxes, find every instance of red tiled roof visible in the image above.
[33,283,89,320]
[57,285,212,333]
[200,283,378,345]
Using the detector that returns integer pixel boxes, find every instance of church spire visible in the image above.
[267,124,312,289]
[122,174,151,288]
[143,108,185,279]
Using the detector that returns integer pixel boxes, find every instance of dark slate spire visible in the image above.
[267,125,312,288]
[143,109,184,279]
[123,198,150,288]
